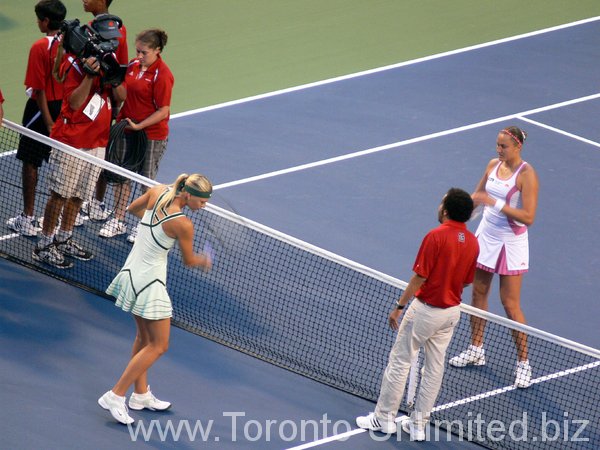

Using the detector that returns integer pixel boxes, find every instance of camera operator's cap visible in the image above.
[91,14,123,40]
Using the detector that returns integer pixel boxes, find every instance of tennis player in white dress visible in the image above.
[450,126,539,389]
[99,173,213,424]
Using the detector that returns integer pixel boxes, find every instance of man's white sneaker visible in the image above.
[514,360,532,388]
[449,345,486,367]
[99,218,127,238]
[84,199,111,221]
[128,386,171,411]
[355,412,396,434]
[98,390,134,425]
[6,212,39,236]
[127,223,138,243]
[400,415,425,441]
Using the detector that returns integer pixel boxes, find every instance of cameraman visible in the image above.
[34,51,126,269]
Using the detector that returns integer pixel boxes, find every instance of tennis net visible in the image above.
[0,121,598,449]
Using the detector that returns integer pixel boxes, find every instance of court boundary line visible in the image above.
[214,92,600,190]
[518,116,600,149]
[171,16,600,119]
[287,360,600,449]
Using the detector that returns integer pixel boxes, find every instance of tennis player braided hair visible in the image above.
[156,173,212,212]
[501,126,527,145]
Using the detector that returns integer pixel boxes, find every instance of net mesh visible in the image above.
[0,121,598,449]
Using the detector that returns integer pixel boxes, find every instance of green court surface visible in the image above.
[1,0,600,120]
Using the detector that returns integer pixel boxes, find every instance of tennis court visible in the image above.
[1,2,599,448]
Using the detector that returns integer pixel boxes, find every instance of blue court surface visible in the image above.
[2,17,600,449]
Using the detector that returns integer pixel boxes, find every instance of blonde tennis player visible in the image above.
[99,173,212,424]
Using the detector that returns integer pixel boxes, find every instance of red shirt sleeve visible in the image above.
[412,231,437,279]
[24,39,48,92]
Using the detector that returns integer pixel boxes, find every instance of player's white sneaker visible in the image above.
[127,223,139,243]
[399,415,425,441]
[99,218,127,238]
[514,360,532,388]
[6,212,39,236]
[98,390,134,425]
[449,345,486,367]
[83,199,111,221]
[355,412,396,434]
[128,386,171,411]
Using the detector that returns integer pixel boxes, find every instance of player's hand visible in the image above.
[472,191,493,207]
[388,309,403,330]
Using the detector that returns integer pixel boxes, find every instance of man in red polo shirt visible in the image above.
[34,41,126,268]
[356,187,479,441]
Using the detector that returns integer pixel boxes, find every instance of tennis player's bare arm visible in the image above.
[163,217,211,269]
[126,187,158,219]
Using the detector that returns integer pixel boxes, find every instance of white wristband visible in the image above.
[493,199,506,212]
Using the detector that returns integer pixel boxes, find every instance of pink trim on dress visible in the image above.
[476,246,528,275]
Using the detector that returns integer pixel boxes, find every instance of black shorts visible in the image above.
[16,99,62,167]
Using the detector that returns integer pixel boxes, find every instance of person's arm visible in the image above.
[388,273,426,330]
[472,159,497,200]
[126,188,155,219]
[34,89,54,133]
[0,98,4,126]
[125,105,169,131]
[111,82,127,105]
[171,217,211,270]
[473,163,539,226]
[67,57,100,110]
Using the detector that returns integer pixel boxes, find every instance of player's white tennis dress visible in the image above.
[106,190,183,320]
[475,161,529,273]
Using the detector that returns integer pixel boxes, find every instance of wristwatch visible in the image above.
[396,301,406,310]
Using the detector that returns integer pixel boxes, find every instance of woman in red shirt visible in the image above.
[99,28,174,242]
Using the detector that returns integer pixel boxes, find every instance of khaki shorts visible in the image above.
[48,147,105,200]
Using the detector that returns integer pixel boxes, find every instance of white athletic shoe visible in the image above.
[449,345,486,367]
[355,412,396,434]
[83,199,111,221]
[399,415,425,441]
[127,223,138,243]
[6,212,39,236]
[98,390,134,425]
[128,386,171,411]
[99,218,127,238]
[514,360,532,388]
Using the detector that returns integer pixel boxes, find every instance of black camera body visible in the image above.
[60,15,126,85]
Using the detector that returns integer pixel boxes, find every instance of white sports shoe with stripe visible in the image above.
[98,390,134,425]
[128,386,171,411]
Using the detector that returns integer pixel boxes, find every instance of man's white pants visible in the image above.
[374,298,461,429]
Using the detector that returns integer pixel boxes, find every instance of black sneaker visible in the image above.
[32,243,74,269]
[54,237,94,261]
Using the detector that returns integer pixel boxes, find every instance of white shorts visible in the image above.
[48,147,105,200]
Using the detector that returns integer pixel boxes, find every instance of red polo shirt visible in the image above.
[117,56,174,140]
[50,56,113,148]
[0,89,4,103]
[413,220,479,308]
[24,35,63,101]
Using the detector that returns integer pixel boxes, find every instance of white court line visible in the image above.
[172,16,600,119]
[518,116,600,149]
[286,360,600,449]
[0,232,20,241]
[214,92,600,190]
